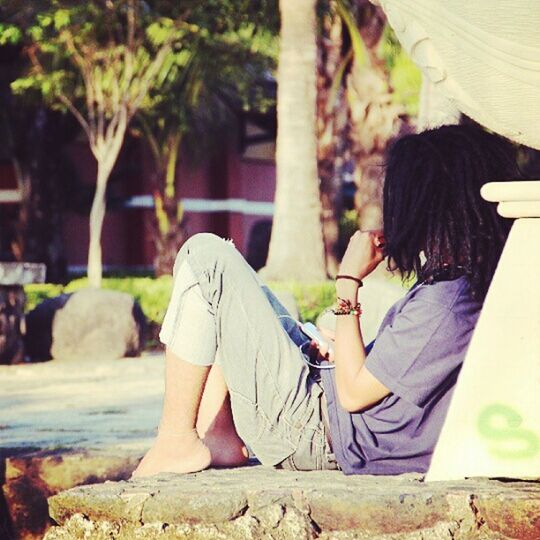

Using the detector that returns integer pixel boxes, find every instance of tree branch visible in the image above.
[94,66,105,145]
[127,0,136,52]
[136,112,164,166]
[57,93,92,140]
[63,31,88,72]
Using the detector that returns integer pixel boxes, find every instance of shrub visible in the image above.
[24,277,335,328]
[267,281,336,323]
[62,276,173,324]
[25,283,64,312]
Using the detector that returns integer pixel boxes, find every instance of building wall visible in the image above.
[62,134,276,271]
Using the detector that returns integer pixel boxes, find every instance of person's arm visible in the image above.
[333,231,391,412]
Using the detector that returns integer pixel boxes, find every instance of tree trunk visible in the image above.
[87,159,113,288]
[87,108,128,288]
[261,0,327,282]
[152,134,187,276]
[317,8,350,276]
[346,15,404,231]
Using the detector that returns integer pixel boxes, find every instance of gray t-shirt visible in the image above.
[321,276,481,475]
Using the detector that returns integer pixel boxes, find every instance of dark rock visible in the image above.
[246,219,272,271]
[0,286,26,365]
[0,262,46,364]
[25,294,71,361]
[50,289,146,361]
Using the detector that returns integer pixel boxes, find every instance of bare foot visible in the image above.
[203,429,249,468]
[131,430,211,478]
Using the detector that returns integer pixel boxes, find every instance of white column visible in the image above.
[427,181,540,481]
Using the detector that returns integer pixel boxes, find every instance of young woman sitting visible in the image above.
[132,124,518,477]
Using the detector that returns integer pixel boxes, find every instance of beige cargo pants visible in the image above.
[160,233,337,470]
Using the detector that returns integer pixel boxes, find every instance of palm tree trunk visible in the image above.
[317,8,350,276]
[153,133,187,276]
[262,0,327,282]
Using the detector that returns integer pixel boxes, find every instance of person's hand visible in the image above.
[338,230,385,282]
[309,327,335,362]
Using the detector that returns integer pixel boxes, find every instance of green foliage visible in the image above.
[0,0,279,146]
[268,281,337,323]
[25,283,65,313]
[335,0,368,68]
[0,22,22,44]
[339,208,359,244]
[138,12,278,161]
[2,0,278,124]
[62,276,173,325]
[378,25,421,116]
[25,277,335,329]
[53,9,71,30]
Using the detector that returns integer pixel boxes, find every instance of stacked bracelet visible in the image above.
[333,297,362,316]
[336,274,363,287]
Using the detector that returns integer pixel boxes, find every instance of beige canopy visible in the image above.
[372,0,540,149]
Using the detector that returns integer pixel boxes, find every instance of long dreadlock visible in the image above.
[383,124,521,300]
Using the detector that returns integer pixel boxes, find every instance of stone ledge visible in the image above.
[46,466,540,539]
[1,447,141,540]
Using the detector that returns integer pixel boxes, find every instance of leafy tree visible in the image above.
[2,1,195,287]
[264,0,420,280]
[1,0,279,284]
[316,0,421,267]
[136,7,277,275]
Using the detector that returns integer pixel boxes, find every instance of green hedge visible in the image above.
[24,277,335,326]
[267,281,336,323]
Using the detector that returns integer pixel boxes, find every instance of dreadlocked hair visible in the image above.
[383,124,520,300]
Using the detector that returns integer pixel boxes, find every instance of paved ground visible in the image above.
[1,354,165,540]
[1,353,165,454]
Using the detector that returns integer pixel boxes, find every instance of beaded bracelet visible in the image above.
[332,297,362,316]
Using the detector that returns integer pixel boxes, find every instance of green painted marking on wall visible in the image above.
[477,403,539,460]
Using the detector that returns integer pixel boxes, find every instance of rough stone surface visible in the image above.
[45,467,540,540]
[4,277,536,540]
[51,288,146,361]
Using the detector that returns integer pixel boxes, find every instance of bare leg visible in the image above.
[197,364,249,467]
[131,351,212,478]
